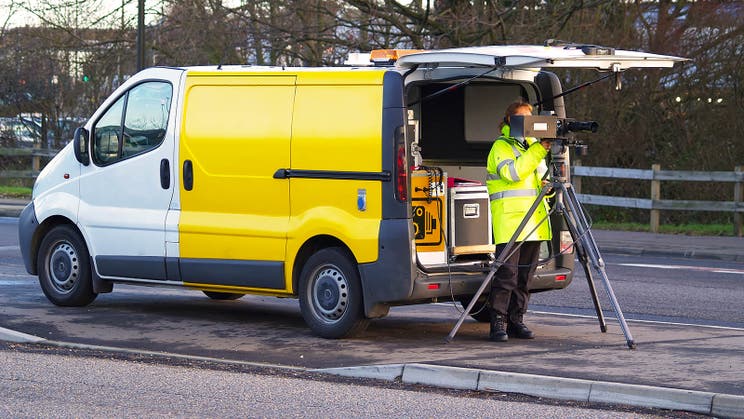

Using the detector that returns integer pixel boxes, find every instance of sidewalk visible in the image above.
[0,198,28,218]
[592,229,744,263]
[3,197,742,262]
[3,314,744,417]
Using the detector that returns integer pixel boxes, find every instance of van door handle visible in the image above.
[160,159,170,189]
[183,160,193,191]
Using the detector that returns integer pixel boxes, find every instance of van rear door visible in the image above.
[395,44,686,71]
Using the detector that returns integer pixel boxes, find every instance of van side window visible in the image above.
[92,81,172,166]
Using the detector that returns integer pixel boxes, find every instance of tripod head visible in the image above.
[549,138,572,184]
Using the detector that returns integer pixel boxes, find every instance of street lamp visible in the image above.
[137,0,145,71]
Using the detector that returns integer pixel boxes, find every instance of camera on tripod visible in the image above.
[509,115,598,140]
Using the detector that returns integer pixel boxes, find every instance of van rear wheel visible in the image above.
[37,225,97,307]
[299,248,368,339]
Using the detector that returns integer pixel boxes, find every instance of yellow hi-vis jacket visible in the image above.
[486,125,552,245]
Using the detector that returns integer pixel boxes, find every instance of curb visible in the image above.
[0,326,306,372]
[0,326,47,343]
[317,363,744,418]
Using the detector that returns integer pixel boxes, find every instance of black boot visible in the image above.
[489,313,508,342]
[507,313,535,339]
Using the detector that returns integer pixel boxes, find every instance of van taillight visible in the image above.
[560,231,574,254]
[395,127,408,202]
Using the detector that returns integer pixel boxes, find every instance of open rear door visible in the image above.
[395,44,687,71]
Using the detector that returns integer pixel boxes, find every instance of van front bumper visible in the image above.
[18,202,39,275]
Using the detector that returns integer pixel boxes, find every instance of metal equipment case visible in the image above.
[448,185,494,257]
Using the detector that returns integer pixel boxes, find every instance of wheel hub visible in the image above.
[312,267,348,321]
[48,243,79,293]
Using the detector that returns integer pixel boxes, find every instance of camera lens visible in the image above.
[566,121,599,133]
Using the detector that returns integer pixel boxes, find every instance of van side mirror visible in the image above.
[74,127,90,166]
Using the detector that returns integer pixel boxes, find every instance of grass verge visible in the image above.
[591,221,735,236]
[0,185,32,199]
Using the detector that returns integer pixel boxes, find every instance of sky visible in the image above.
[2,0,150,28]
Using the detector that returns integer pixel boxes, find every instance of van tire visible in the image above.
[299,248,369,339]
[202,291,244,300]
[37,225,97,307]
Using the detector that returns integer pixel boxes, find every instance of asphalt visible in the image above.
[2,197,743,417]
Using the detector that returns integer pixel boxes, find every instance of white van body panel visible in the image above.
[79,150,173,259]
[165,71,189,261]
[403,66,538,84]
[32,145,80,224]
[396,45,686,70]
[78,67,184,272]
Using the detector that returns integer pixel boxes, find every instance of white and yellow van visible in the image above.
[18,45,684,338]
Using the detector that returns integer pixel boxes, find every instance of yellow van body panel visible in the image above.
[283,72,386,290]
[286,179,382,257]
[178,68,389,293]
[179,74,295,262]
[292,80,383,172]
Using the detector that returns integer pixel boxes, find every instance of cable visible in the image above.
[406,65,500,107]
[532,72,614,108]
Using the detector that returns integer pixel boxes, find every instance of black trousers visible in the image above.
[489,241,541,321]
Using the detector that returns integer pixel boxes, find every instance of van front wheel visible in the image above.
[37,225,97,307]
[299,248,369,339]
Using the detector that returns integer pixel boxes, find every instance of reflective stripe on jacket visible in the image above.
[486,125,552,244]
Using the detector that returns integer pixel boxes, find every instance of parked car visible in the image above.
[0,117,36,147]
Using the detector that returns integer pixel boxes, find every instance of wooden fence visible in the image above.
[0,147,59,180]
[572,163,744,236]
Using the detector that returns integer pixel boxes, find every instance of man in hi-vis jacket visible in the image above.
[485,101,552,342]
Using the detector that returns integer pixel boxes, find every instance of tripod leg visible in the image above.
[445,265,499,343]
[562,183,636,349]
[445,184,552,343]
[562,213,607,333]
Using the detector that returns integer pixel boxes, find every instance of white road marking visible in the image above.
[530,310,744,332]
[614,262,744,276]
[0,279,33,285]
[0,246,20,251]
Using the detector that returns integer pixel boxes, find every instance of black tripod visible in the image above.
[446,141,636,349]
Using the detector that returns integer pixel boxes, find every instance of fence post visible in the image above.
[735,165,743,237]
[650,164,661,233]
[32,140,41,173]
[573,159,582,194]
